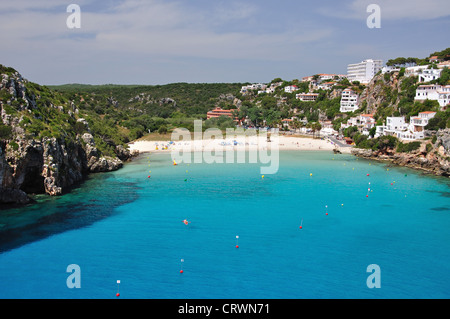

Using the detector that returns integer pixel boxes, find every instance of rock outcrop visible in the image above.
[351,130,450,177]
[0,67,139,205]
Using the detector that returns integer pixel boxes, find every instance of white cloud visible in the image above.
[0,0,333,62]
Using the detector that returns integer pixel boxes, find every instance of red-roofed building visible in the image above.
[206,107,238,122]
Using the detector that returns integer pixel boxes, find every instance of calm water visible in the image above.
[0,151,449,298]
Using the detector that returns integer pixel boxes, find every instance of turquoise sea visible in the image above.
[0,151,449,299]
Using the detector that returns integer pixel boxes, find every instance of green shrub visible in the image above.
[2,103,17,115]
[9,141,19,151]
[158,125,168,134]
[0,124,12,139]
[397,141,421,153]
[431,135,437,144]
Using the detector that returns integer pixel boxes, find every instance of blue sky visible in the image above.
[0,0,449,85]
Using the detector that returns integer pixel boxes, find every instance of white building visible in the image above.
[317,74,336,81]
[347,59,383,84]
[264,87,275,94]
[317,81,336,90]
[341,114,375,135]
[284,85,298,93]
[339,88,359,112]
[402,111,437,140]
[376,112,436,140]
[296,93,319,102]
[438,85,450,108]
[381,66,401,74]
[386,116,407,131]
[405,65,429,77]
[418,68,443,83]
[415,84,442,102]
[241,83,267,94]
[378,116,408,138]
[406,63,448,79]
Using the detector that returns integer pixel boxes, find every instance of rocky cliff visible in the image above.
[358,70,417,117]
[351,129,450,177]
[0,66,138,205]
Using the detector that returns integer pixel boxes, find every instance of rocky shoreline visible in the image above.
[351,148,450,177]
[351,129,450,177]
[0,135,139,206]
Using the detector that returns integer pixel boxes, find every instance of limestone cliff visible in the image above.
[351,128,450,177]
[0,66,138,205]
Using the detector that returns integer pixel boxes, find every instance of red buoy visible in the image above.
[366,174,370,176]
[236,245,239,248]
[116,293,120,297]
[366,195,369,197]
[325,213,328,216]
[148,175,151,178]
[299,226,302,229]
[180,270,183,273]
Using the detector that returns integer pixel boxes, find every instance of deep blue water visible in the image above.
[0,151,449,298]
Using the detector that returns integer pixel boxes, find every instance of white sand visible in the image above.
[128,135,352,154]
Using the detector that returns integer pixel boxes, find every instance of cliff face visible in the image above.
[358,71,413,116]
[351,129,450,177]
[0,67,137,205]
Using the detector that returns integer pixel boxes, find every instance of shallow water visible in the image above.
[0,151,449,298]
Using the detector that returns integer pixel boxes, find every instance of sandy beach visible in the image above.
[128,135,352,154]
